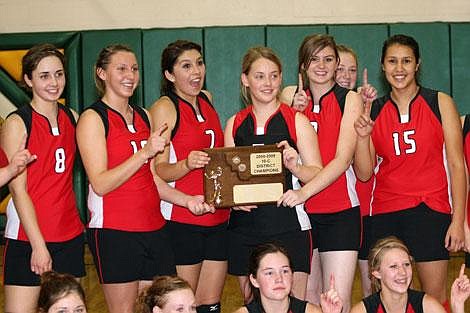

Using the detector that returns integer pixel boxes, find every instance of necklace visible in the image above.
[379,291,407,313]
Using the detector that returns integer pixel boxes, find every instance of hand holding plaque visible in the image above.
[203,145,285,207]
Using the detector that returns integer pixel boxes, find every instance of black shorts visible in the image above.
[166,221,228,265]
[465,253,470,268]
[87,227,176,284]
[309,206,361,252]
[358,215,372,260]
[364,202,450,262]
[3,234,85,286]
[228,229,311,276]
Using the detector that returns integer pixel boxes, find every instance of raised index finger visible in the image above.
[459,263,466,278]
[298,72,304,91]
[362,68,368,88]
[329,273,335,290]
[155,123,168,136]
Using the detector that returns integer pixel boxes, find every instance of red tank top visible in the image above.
[87,101,165,231]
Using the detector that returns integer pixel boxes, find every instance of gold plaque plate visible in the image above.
[203,145,285,207]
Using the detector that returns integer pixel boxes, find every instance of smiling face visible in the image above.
[97,50,139,100]
[335,51,357,89]
[304,46,338,87]
[373,248,412,294]
[165,49,205,102]
[382,43,419,91]
[241,57,282,106]
[250,251,293,301]
[157,288,197,313]
[47,291,86,313]
[24,55,65,104]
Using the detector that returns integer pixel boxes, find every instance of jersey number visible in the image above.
[205,129,216,148]
[392,130,416,156]
[55,148,66,173]
[130,140,148,154]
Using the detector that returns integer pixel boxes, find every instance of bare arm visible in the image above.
[76,109,166,196]
[423,294,446,313]
[439,92,466,252]
[2,115,51,275]
[278,91,363,207]
[282,112,323,183]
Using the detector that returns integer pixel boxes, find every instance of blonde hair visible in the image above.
[135,276,192,313]
[337,44,358,67]
[368,236,413,293]
[240,46,282,106]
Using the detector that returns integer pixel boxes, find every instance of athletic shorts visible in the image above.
[364,202,450,262]
[358,215,372,260]
[3,233,85,286]
[87,227,176,284]
[166,221,228,265]
[227,229,311,276]
[308,206,361,252]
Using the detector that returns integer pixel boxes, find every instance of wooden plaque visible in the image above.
[203,145,285,207]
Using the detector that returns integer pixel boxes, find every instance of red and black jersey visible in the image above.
[229,103,305,236]
[362,290,424,313]
[463,114,470,226]
[370,87,451,215]
[246,296,307,313]
[86,100,165,232]
[160,92,228,226]
[5,104,83,242]
[301,84,359,214]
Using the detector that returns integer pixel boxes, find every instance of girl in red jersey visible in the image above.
[353,34,465,309]
[2,43,85,313]
[77,44,206,313]
[336,44,377,298]
[150,40,227,313]
[350,236,470,313]
[225,46,323,302]
[233,243,342,313]
[278,34,365,313]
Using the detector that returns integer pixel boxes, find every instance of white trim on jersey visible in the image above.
[345,164,359,208]
[443,144,453,211]
[160,142,177,220]
[88,184,104,228]
[4,197,20,239]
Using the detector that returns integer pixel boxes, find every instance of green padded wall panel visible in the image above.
[81,29,143,108]
[266,25,327,87]
[390,23,450,94]
[450,23,470,114]
[0,32,77,49]
[328,24,389,96]
[204,26,265,127]
[142,28,203,108]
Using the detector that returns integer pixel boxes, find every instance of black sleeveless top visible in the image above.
[245,296,307,313]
